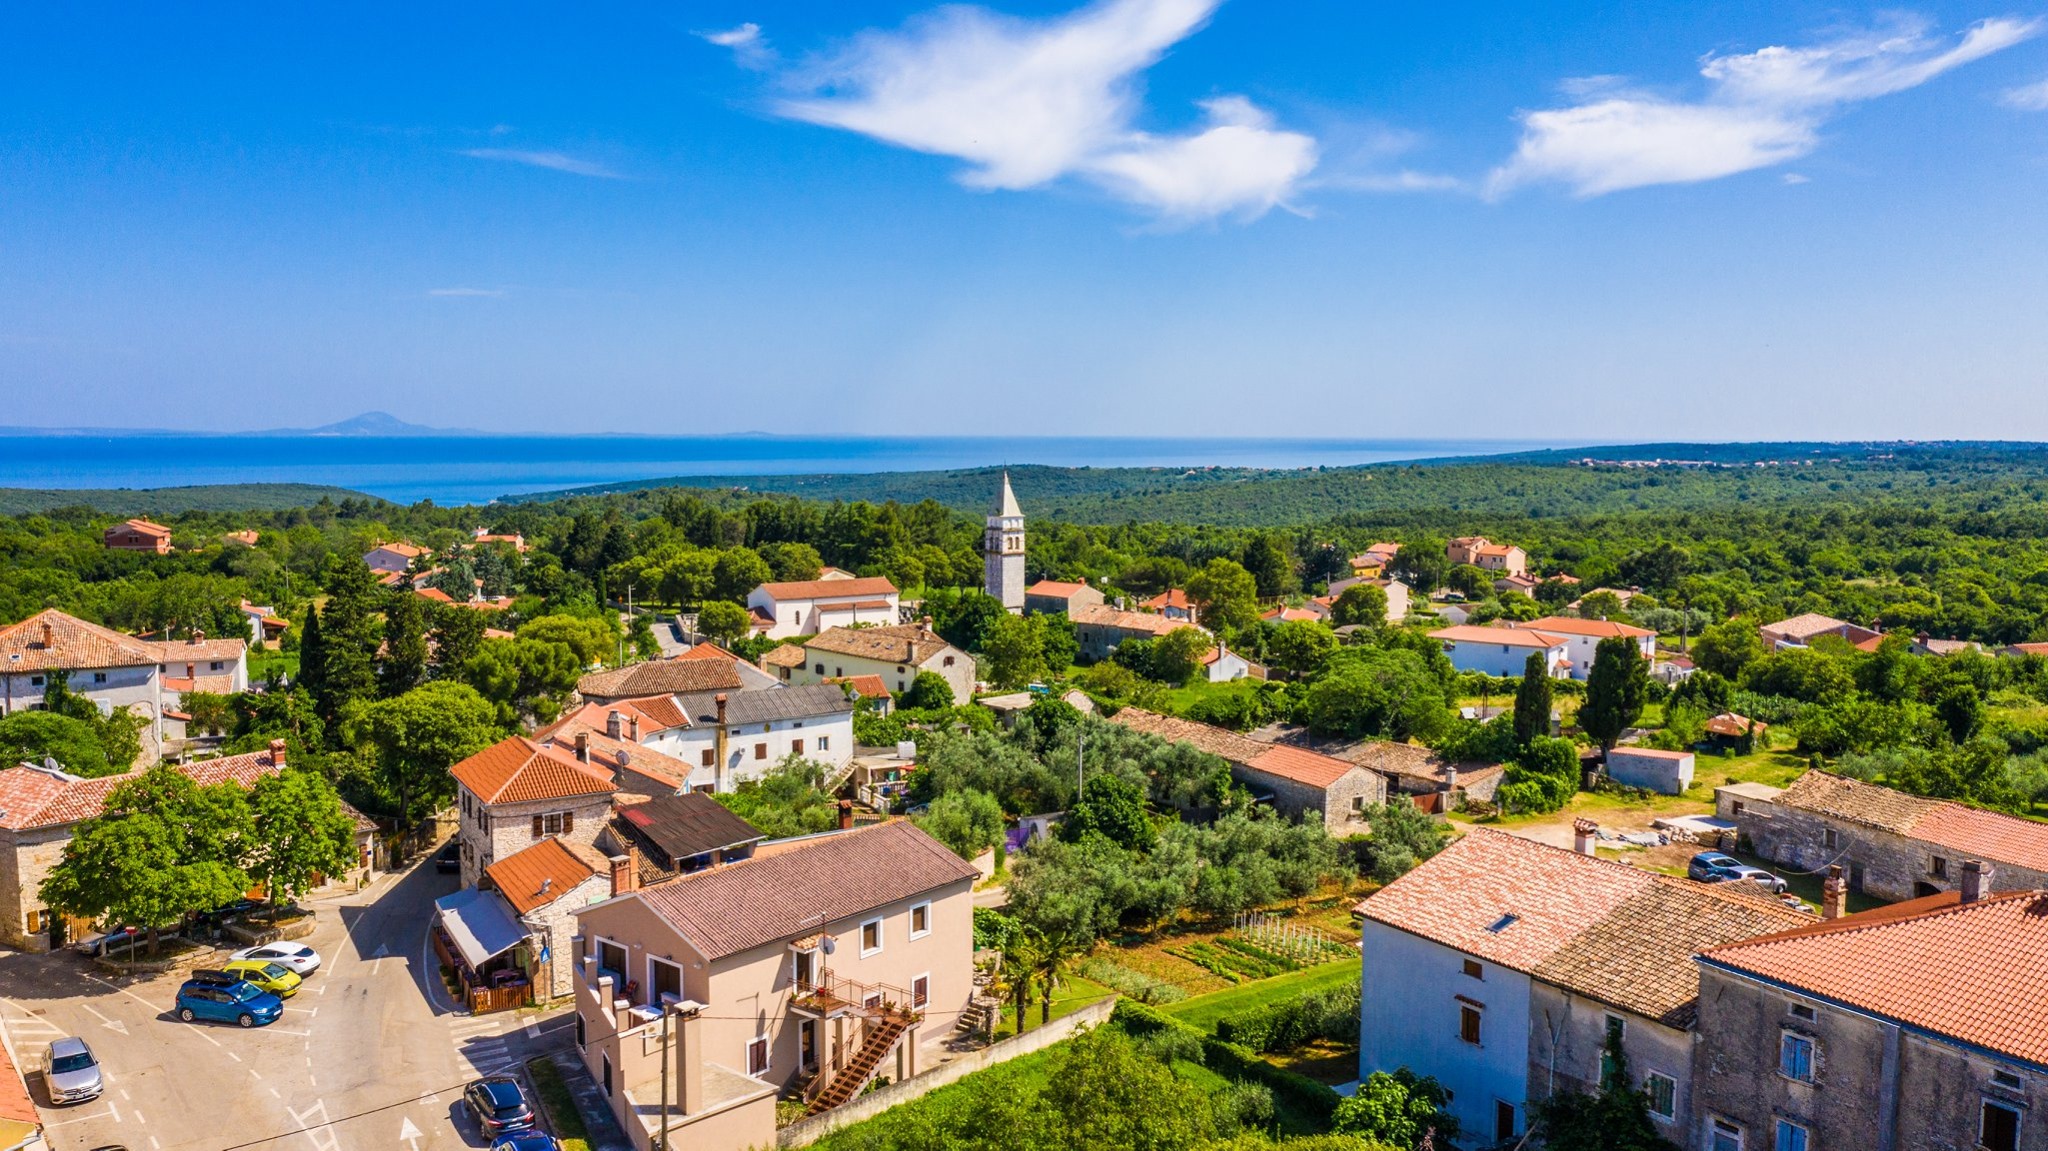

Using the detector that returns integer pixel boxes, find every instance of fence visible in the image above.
[776,995,1119,1148]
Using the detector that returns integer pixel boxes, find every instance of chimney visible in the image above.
[674,1005,704,1116]
[713,693,731,791]
[267,738,287,768]
[606,710,623,739]
[1572,818,1598,856]
[573,732,590,762]
[1961,859,1992,904]
[1443,766,1459,797]
[539,877,553,897]
[837,799,854,832]
[714,693,728,726]
[40,621,52,649]
[609,848,639,897]
[628,715,640,742]
[1821,865,1847,920]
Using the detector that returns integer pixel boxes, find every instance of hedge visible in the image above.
[1213,982,1361,1053]
[1114,1000,1341,1131]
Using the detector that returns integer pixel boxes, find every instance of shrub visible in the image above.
[1214,982,1362,1053]
[1077,956,1189,1005]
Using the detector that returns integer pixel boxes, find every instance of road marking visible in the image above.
[227,1050,243,1062]
[269,1085,281,1098]
[399,1115,423,1150]
[39,1104,119,1127]
[283,1006,320,1015]
[132,1108,143,1125]
[77,1002,129,1035]
[249,1067,263,1081]
[265,1026,315,1037]
[369,942,391,974]
[120,1089,131,1101]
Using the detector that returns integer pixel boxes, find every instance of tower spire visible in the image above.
[984,472,1026,613]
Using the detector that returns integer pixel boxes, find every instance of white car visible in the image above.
[232,943,321,977]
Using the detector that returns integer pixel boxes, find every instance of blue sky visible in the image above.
[3,1,2046,438]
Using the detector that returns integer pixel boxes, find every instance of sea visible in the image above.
[0,434,1579,505]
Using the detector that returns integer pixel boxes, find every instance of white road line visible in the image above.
[525,1019,542,1038]
[283,1006,320,1015]
[268,1085,281,1098]
[249,1067,263,1081]
[39,1105,119,1127]
[265,1026,315,1037]
[227,1050,243,1062]
[131,1108,143,1125]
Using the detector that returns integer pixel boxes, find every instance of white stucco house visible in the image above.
[763,624,975,704]
[744,577,900,640]
[1428,624,1571,678]
[548,685,857,793]
[0,610,247,765]
[1510,617,1657,681]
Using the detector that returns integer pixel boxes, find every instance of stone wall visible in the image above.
[1232,766,1385,836]
[0,825,92,951]
[776,995,1119,1148]
[1736,797,2048,902]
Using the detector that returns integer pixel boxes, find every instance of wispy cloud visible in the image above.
[458,148,623,179]
[427,287,506,298]
[768,0,1317,222]
[2004,77,2048,109]
[1490,16,2039,197]
[701,22,774,68]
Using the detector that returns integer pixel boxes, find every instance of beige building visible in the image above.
[450,736,619,889]
[0,610,248,765]
[1447,536,1527,576]
[0,742,286,950]
[771,624,975,703]
[744,576,901,640]
[363,541,428,574]
[103,518,173,553]
[1022,579,1104,616]
[480,836,614,999]
[571,820,979,1151]
[1069,603,1205,663]
[574,650,752,706]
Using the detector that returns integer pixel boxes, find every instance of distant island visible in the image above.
[0,411,477,437]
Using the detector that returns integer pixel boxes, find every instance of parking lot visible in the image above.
[0,854,577,1150]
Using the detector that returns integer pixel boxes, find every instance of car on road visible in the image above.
[175,978,283,1028]
[490,1131,560,1151]
[42,1036,103,1104]
[231,942,321,976]
[222,958,302,998]
[463,1075,537,1136]
[435,840,462,873]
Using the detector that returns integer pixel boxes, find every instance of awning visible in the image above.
[434,888,529,969]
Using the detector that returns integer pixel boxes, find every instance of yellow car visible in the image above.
[221,959,301,999]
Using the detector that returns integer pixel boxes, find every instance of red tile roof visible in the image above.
[1245,744,1357,790]
[826,674,891,699]
[577,657,743,700]
[1026,580,1091,598]
[803,624,955,665]
[0,609,162,671]
[415,587,457,604]
[1143,589,1193,611]
[113,518,173,538]
[1429,625,1569,649]
[1704,891,2048,1064]
[1070,604,1197,637]
[1521,616,1656,639]
[753,577,898,601]
[0,747,283,831]
[1107,708,1265,763]
[486,837,608,915]
[450,737,616,806]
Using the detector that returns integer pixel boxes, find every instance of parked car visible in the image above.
[42,1036,103,1104]
[174,979,283,1028]
[222,958,302,998]
[463,1076,536,1136]
[490,1132,560,1151]
[76,925,177,957]
[191,899,261,930]
[185,969,241,989]
[1717,864,1790,894]
[231,943,321,976]
[1688,851,1744,882]
[435,840,462,873]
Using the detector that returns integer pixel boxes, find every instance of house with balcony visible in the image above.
[0,609,246,765]
[1447,536,1527,576]
[571,819,978,1151]
[548,685,856,793]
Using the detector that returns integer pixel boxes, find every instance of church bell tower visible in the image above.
[984,472,1025,613]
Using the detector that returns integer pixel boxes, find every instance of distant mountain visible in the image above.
[0,411,478,437]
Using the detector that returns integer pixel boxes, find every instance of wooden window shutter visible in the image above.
[563,811,574,835]
[531,815,544,839]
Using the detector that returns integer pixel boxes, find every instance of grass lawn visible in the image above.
[525,1057,594,1151]
[1267,1038,1359,1087]
[989,974,1116,1041]
[1161,961,1357,1033]
[1159,677,1265,717]
[247,650,299,683]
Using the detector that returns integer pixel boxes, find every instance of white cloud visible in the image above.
[1491,16,2039,197]
[427,287,506,298]
[459,148,622,179]
[2004,77,2048,109]
[701,22,773,68]
[1782,172,1811,184]
[774,0,1316,220]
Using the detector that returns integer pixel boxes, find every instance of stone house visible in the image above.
[744,577,902,640]
[1725,771,2048,901]
[481,835,614,999]
[1759,612,1881,650]
[1107,709,1385,832]
[571,820,979,1151]
[450,736,618,889]
[1692,871,2048,1151]
[1069,603,1205,663]
[1355,828,1813,1146]
[0,742,286,950]
[775,624,975,704]
[575,655,748,707]
[1022,579,1104,616]
[1332,739,1503,811]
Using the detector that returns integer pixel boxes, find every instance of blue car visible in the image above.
[175,978,283,1028]
[491,1132,560,1151]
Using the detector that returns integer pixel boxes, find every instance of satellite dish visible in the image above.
[821,936,836,955]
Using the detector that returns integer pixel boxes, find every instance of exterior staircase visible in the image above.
[805,1016,909,1115]
[954,995,998,1041]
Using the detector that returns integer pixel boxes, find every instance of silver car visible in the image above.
[44,1036,102,1104]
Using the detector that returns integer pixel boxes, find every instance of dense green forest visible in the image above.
[0,483,367,515]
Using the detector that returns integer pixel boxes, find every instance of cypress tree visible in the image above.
[1513,651,1554,746]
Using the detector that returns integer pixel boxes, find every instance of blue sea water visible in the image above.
[0,434,1580,505]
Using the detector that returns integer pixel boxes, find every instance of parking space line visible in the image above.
[227,1050,242,1062]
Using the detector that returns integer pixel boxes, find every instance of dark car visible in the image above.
[435,841,462,874]
[192,899,260,929]
[185,969,241,989]
[490,1132,560,1151]
[464,1076,536,1136]
[1688,851,1744,883]
[77,925,177,958]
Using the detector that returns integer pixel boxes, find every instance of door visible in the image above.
[48,915,65,950]
[649,957,683,1007]
[801,1020,817,1069]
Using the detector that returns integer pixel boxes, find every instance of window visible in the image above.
[92,672,106,684]
[781,667,791,681]
[701,749,715,767]
[1731,800,1747,817]
[814,663,825,675]
[793,949,816,988]
[575,1013,585,1048]
[649,957,683,1007]
[209,661,223,671]
[531,811,571,839]
[746,1036,769,1076]
[28,676,41,687]
[1605,1014,1627,1041]
[791,739,803,756]
[601,1053,612,1096]
[943,656,955,667]
[1822,829,1838,849]
[1774,1120,1808,1151]
[1459,1004,1482,1045]
[861,918,883,956]
[833,667,842,677]
[1993,1070,2025,1091]
[1711,1118,1744,1151]
[1644,1072,1676,1120]
[818,735,830,751]
[911,974,929,1009]
[1494,1101,1516,1141]
[1462,959,1483,979]
[1931,856,1949,879]
[1788,1003,1816,1021]
[1983,1101,2022,1151]
[754,743,767,760]
[1780,1033,1815,1082]
[1352,795,1365,813]
[897,665,907,674]
[23,909,43,934]
[910,902,931,939]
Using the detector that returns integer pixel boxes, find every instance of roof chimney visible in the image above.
[1572,818,1598,857]
[1443,765,1459,797]
[1821,865,1847,920]
[606,710,623,740]
[267,738,287,768]
[574,732,590,762]
[40,620,52,649]
[608,849,639,898]
[837,799,854,832]
[628,714,640,742]
[190,629,204,644]
[1961,859,1992,904]
[715,693,728,726]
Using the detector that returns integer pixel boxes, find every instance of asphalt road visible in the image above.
[0,852,576,1151]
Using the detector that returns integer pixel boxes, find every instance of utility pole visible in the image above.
[1076,727,1085,800]
[659,1002,672,1150]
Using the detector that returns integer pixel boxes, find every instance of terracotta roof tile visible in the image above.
[628,821,978,961]
[759,644,807,669]
[1143,589,1193,611]
[577,657,743,700]
[486,837,607,916]
[0,609,162,671]
[1107,708,1264,763]
[1026,580,1091,598]
[826,674,891,699]
[1070,604,1198,637]
[0,748,282,831]
[1244,744,1357,790]
[753,577,898,602]
[1429,625,1569,648]
[1772,771,1942,836]
[450,737,616,806]
[1705,891,2048,1065]
[803,624,955,665]
[1907,802,2048,875]
[1521,616,1656,639]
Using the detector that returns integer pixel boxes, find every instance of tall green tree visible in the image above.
[1187,558,1260,636]
[343,681,500,824]
[428,603,487,674]
[1265,620,1335,681]
[309,557,380,730]
[695,600,751,647]
[1513,651,1555,746]
[378,591,429,697]
[247,768,360,907]
[0,711,109,776]
[1061,774,1154,850]
[460,636,584,726]
[1331,1069,1460,1151]
[982,613,1049,689]
[914,788,1005,860]
[1582,636,1649,752]
[1241,535,1298,598]
[1331,583,1389,627]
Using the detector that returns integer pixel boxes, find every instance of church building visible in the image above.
[984,472,1025,613]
